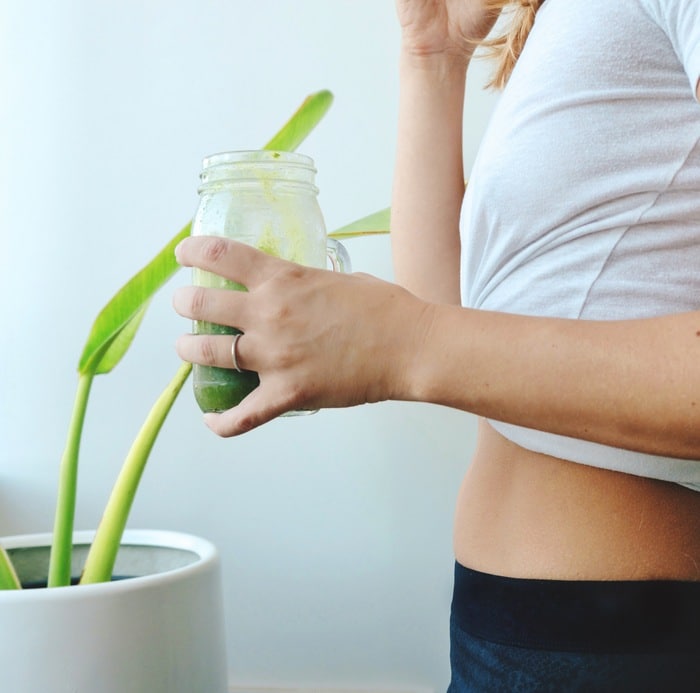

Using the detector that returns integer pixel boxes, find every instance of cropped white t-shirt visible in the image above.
[460,0,700,491]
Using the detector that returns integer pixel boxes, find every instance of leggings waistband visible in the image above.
[451,562,700,653]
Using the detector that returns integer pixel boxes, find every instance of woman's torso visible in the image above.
[455,420,700,580]
[455,0,700,579]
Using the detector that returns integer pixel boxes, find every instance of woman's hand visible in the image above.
[395,0,500,65]
[173,236,433,437]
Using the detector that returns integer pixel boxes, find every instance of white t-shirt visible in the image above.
[460,0,700,490]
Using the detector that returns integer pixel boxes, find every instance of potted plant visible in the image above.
[0,90,389,692]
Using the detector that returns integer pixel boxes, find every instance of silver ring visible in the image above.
[231,332,243,373]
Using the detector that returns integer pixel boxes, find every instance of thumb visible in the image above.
[202,380,297,437]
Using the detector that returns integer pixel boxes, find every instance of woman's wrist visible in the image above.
[399,43,472,79]
[382,297,453,405]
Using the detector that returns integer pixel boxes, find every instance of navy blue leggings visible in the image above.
[448,562,700,692]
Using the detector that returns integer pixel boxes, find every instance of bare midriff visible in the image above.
[454,419,700,581]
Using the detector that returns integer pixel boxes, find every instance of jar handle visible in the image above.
[326,237,351,273]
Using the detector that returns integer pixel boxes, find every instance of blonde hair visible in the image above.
[481,0,546,89]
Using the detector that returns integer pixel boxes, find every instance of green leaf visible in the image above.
[263,90,334,152]
[94,305,149,375]
[76,90,335,379]
[329,206,391,239]
[77,223,191,375]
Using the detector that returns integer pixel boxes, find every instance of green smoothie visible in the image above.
[192,323,260,413]
[192,270,261,413]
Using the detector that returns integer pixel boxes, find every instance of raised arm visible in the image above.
[391,1,499,304]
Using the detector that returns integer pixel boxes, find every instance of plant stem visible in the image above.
[47,372,94,587]
[0,546,21,590]
[80,362,192,584]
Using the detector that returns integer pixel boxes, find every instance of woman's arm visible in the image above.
[391,1,499,304]
[173,238,700,459]
[391,53,467,304]
[413,303,700,460]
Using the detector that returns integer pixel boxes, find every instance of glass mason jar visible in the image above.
[190,150,349,413]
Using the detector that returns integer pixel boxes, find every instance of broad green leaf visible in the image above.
[329,206,391,239]
[77,90,335,378]
[78,223,191,375]
[263,90,333,152]
[95,305,149,375]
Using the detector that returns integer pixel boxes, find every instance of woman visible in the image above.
[174,0,700,689]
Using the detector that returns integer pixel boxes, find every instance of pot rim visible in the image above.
[0,529,219,601]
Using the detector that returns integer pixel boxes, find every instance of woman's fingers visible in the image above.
[175,333,251,371]
[173,285,248,326]
[175,235,285,290]
[203,380,296,437]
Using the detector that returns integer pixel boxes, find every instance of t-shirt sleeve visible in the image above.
[645,0,700,97]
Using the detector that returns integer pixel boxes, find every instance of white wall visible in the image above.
[0,1,498,690]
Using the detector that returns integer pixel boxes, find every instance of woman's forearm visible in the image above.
[405,304,700,459]
[391,51,469,304]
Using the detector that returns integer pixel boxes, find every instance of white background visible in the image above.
[1,1,499,690]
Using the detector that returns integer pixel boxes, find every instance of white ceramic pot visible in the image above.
[0,529,228,693]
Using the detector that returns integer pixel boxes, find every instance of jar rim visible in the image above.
[202,149,315,171]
